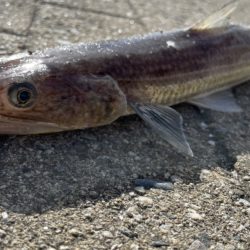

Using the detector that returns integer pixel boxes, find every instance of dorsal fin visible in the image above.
[191,1,238,30]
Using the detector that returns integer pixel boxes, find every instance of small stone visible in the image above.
[231,171,238,179]
[236,225,245,232]
[133,213,143,222]
[84,213,93,221]
[135,179,156,188]
[208,140,216,146]
[164,172,171,179]
[151,240,169,247]
[120,227,138,238]
[232,189,244,197]
[159,224,172,233]
[1,211,8,220]
[236,199,250,207]
[170,175,183,183]
[224,244,235,250]
[189,204,201,210]
[188,240,207,250]
[246,208,250,215]
[134,186,146,195]
[69,228,83,237]
[102,231,114,238]
[0,229,6,238]
[200,169,212,182]
[111,244,123,250]
[211,243,224,250]
[55,228,62,233]
[130,243,139,250]
[59,246,70,250]
[135,179,173,191]
[137,196,153,207]
[200,122,208,129]
[129,191,136,197]
[154,182,174,191]
[187,209,203,220]
[89,191,99,199]
[243,175,250,181]
[126,206,139,218]
[95,225,103,230]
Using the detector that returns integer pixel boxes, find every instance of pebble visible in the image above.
[130,243,139,250]
[0,229,6,238]
[133,213,143,222]
[134,179,173,190]
[236,224,245,232]
[111,244,123,250]
[200,122,208,129]
[208,140,216,146]
[159,223,172,233]
[235,199,250,207]
[126,206,139,218]
[134,186,146,195]
[188,240,207,250]
[164,172,171,179]
[246,208,250,215]
[224,244,236,250]
[68,228,83,237]
[137,197,153,207]
[119,227,138,238]
[129,191,136,197]
[102,231,114,238]
[170,175,183,183]
[210,243,224,250]
[1,211,8,221]
[151,240,169,247]
[59,246,70,250]
[154,182,174,190]
[242,175,250,181]
[187,209,203,220]
[200,169,212,182]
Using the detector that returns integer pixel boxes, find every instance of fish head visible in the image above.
[0,55,127,134]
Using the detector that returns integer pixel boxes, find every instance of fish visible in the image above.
[0,1,248,156]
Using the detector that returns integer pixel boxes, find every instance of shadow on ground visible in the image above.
[0,83,249,214]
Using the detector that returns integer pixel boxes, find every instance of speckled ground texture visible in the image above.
[0,0,249,249]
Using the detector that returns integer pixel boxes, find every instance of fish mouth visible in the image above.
[0,115,65,135]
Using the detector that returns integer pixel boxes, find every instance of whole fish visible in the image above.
[0,2,248,155]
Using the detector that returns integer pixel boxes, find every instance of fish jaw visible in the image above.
[0,115,65,134]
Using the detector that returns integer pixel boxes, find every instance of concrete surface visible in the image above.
[0,0,249,249]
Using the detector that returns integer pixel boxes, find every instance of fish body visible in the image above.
[33,25,250,106]
[0,1,247,155]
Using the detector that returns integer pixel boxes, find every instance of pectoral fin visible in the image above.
[188,89,242,112]
[130,103,193,157]
[191,1,238,30]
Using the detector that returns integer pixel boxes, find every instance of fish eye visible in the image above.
[8,82,37,108]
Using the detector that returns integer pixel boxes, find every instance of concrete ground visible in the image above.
[0,0,249,249]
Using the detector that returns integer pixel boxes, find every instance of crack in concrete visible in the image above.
[41,0,133,20]
[0,0,38,39]
[25,1,40,36]
[0,28,28,37]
